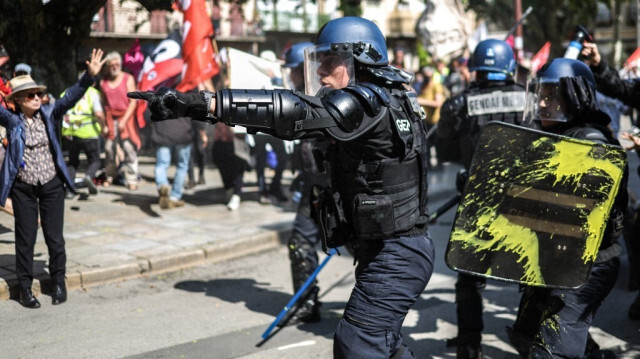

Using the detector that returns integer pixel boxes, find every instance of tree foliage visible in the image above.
[466,0,599,58]
[0,0,107,94]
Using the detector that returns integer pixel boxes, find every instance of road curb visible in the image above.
[0,229,288,301]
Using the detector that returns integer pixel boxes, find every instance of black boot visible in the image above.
[629,292,640,320]
[278,287,321,327]
[456,344,483,359]
[19,287,41,308]
[51,283,67,305]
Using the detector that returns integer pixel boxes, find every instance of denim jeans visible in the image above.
[155,144,192,200]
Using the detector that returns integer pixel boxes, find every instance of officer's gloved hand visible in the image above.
[455,169,468,193]
[127,88,213,122]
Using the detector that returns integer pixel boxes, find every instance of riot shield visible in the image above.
[445,122,626,288]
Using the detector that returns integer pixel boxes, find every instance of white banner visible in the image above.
[226,47,283,90]
[415,0,471,61]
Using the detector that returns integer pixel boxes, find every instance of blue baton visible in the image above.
[261,248,338,339]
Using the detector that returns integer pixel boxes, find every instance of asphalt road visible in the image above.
[1,165,639,358]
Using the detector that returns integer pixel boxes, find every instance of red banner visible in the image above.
[626,47,640,67]
[135,30,184,125]
[530,41,551,74]
[175,0,219,92]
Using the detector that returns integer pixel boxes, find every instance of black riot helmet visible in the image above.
[523,58,608,126]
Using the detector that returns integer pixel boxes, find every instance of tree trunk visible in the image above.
[611,0,624,68]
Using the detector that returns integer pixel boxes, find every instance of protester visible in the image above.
[151,114,192,209]
[417,66,445,168]
[445,56,470,97]
[185,120,208,189]
[253,133,288,204]
[212,123,247,211]
[100,51,140,190]
[61,71,105,197]
[437,39,527,358]
[131,16,433,358]
[507,58,627,358]
[0,49,106,308]
[13,63,31,77]
[391,46,408,71]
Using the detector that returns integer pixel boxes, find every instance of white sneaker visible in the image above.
[226,194,241,211]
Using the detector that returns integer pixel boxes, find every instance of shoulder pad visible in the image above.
[442,94,466,114]
[362,65,413,84]
[342,83,389,115]
[321,89,364,133]
[564,127,608,144]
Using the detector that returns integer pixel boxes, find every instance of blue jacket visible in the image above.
[0,73,95,206]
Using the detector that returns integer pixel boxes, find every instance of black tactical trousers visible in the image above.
[512,257,620,358]
[334,232,434,359]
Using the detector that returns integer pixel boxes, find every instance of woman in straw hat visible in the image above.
[0,49,105,308]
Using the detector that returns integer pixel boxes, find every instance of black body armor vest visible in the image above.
[323,86,429,245]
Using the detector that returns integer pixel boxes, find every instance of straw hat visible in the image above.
[6,75,46,102]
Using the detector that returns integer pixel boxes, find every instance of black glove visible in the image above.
[127,88,213,122]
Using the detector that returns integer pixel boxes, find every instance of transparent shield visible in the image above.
[304,44,355,96]
[523,79,568,124]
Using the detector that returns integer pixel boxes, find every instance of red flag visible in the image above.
[625,47,640,67]
[530,41,551,74]
[124,39,145,80]
[175,0,219,92]
[135,30,184,125]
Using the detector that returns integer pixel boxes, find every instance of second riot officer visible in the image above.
[508,57,627,359]
[129,17,435,359]
[437,38,527,359]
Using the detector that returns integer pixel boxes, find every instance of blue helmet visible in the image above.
[524,58,599,124]
[314,17,388,66]
[536,57,595,87]
[469,39,516,80]
[283,42,313,68]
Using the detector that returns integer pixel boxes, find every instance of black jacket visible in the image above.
[151,117,193,146]
[590,60,640,110]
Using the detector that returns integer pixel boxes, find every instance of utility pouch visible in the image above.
[311,185,352,252]
[352,193,395,240]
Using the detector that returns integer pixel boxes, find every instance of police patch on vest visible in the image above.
[395,118,411,132]
[467,91,525,116]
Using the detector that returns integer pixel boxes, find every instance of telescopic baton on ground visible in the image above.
[261,247,338,340]
[428,193,461,223]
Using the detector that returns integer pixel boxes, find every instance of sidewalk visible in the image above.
[0,156,299,301]
[0,155,460,301]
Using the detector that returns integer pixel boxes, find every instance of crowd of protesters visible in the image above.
[3,20,640,358]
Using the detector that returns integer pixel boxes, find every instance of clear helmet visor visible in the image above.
[523,79,568,124]
[304,44,355,96]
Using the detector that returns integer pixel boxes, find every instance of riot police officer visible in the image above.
[129,17,434,359]
[507,58,627,358]
[280,41,329,325]
[437,39,527,359]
